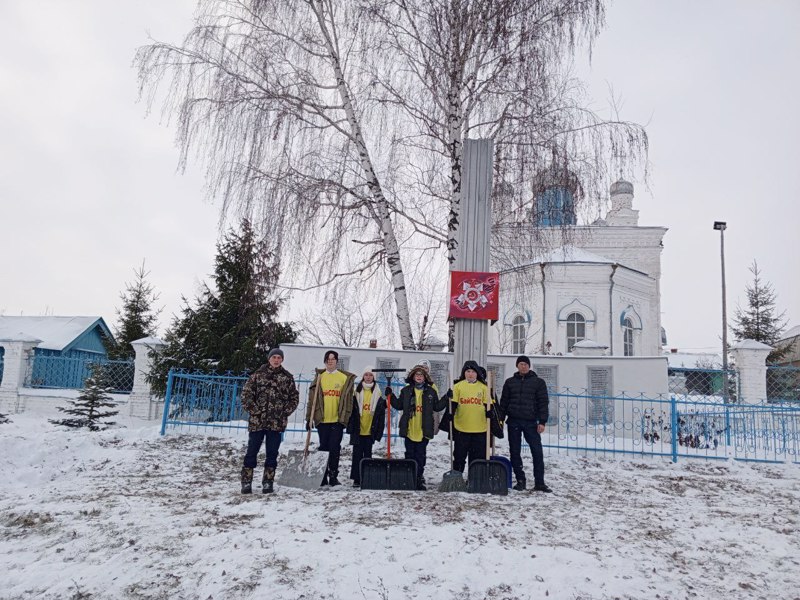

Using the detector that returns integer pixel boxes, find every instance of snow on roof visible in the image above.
[779,325,800,341]
[510,244,643,275]
[664,350,722,368]
[538,245,617,264]
[0,316,108,351]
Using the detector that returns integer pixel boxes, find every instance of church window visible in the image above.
[566,313,585,351]
[623,318,635,357]
[511,315,526,354]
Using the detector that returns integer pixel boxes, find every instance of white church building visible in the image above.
[490,179,668,357]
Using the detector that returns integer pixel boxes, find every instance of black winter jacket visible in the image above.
[394,384,448,440]
[499,371,549,425]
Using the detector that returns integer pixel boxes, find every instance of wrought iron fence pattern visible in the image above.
[25,354,135,393]
[160,370,800,464]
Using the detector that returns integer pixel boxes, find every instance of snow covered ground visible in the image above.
[1,413,799,600]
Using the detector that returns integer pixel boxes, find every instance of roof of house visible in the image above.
[0,316,112,351]
[779,325,800,342]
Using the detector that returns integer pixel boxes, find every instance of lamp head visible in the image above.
[713,221,727,231]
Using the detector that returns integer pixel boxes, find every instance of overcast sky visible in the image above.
[1,0,797,352]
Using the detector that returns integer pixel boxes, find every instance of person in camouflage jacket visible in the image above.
[239,348,299,494]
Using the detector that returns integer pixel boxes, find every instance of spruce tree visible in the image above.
[50,371,119,431]
[731,261,790,364]
[105,262,162,360]
[148,219,296,396]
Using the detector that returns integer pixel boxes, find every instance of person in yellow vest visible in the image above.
[306,350,356,486]
[450,360,495,476]
[394,365,448,490]
[346,367,387,487]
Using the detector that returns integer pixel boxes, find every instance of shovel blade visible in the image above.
[467,460,509,495]
[276,450,328,490]
[360,458,417,490]
[490,455,513,489]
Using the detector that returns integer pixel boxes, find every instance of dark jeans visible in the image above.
[243,430,282,469]
[350,435,374,482]
[508,419,545,486]
[452,430,486,474]
[404,438,429,480]
[317,422,345,475]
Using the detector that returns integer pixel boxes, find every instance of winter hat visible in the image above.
[362,366,374,376]
[405,365,433,385]
[324,350,339,362]
[516,355,531,367]
[459,360,486,383]
[268,348,284,360]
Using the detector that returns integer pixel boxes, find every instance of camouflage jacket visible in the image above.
[241,364,299,433]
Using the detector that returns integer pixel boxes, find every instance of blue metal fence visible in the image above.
[160,370,800,464]
[25,353,135,393]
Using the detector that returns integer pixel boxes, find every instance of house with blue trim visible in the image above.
[0,316,116,389]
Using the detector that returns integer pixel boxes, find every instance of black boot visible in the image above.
[241,467,254,494]
[320,468,330,487]
[513,479,527,491]
[328,470,341,487]
[417,477,427,491]
[262,467,275,494]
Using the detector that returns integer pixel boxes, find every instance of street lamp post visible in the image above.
[713,221,729,402]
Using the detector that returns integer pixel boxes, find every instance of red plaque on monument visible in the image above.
[448,271,500,320]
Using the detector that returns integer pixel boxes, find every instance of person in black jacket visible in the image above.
[393,365,448,490]
[499,355,552,493]
[346,367,387,487]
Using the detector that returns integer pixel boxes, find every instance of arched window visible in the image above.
[623,318,635,357]
[566,313,585,352]
[511,315,526,354]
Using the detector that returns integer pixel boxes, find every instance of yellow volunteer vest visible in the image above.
[406,387,424,442]
[320,370,347,423]
[360,388,374,436]
[453,380,490,433]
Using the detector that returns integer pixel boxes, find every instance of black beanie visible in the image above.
[516,355,530,367]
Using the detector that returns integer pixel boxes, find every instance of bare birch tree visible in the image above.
[360,0,649,267]
[136,0,648,350]
[136,0,422,348]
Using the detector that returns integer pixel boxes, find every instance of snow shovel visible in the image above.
[360,369,418,491]
[467,371,508,496]
[439,372,467,493]
[277,378,329,490]
[490,436,513,490]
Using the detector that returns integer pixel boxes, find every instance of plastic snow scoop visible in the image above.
[489,435,513,489]
[276,377,328,490]
[467,370,508,496]
[360,369,418,491]
[439,369,467,493]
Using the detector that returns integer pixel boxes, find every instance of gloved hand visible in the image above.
[384,387,393,398]
[485,407,494,419]
[305,421,312,432]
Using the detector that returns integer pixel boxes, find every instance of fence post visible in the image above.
[0,338,40,413]
[725,405,731,447]
[670,395,678,463]
[160,369,175,436]
[130,337,166,419]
